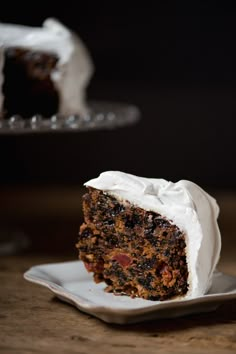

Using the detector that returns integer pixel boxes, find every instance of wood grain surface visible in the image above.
[0,246,236,354]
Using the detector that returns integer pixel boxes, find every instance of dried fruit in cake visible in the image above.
[76,171,221,301]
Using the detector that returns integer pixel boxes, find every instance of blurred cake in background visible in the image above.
[0,18,93,119]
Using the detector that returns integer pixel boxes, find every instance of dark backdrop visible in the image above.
[0,2,235,189]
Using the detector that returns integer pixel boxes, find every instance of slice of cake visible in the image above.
[76,171,221,301]
[0,18,93,119]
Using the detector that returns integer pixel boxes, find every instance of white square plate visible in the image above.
[24,260,236,324]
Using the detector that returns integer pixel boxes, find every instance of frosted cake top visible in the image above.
[85,171,222,299]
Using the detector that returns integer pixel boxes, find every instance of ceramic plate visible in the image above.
[24,261,236,324]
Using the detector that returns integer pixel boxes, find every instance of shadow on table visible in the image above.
[108,300,236,332]
[51,295,236,332]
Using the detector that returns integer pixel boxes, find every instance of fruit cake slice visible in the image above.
[76,171,221,301]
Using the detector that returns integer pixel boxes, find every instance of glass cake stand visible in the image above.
[0,101,140,134]
[0,100,140,254]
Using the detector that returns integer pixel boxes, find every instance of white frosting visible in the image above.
[0,18,93,116]
[85,171,221,299]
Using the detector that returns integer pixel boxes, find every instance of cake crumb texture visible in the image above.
[76,187,189,301]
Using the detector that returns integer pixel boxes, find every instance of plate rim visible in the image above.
[23,260,236,319]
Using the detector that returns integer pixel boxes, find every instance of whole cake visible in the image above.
[0,18,93,119]
[76,171,221,301]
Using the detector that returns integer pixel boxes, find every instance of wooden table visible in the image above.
[1,188,236,354]
[1,252,236,354]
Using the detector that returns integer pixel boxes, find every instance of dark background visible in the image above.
[0,2,235,190]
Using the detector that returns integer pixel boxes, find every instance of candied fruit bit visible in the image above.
[84,261,104,273]
[112,253,132,267]
[159,263,169,275]
[84,262,94,272]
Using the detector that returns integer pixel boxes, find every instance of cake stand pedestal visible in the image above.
[0,101,140,134]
